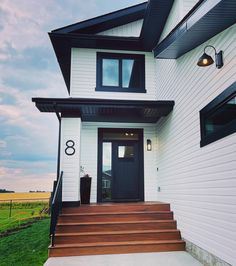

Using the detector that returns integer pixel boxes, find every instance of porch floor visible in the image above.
[45,251,203,266]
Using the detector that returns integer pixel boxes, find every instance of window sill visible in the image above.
[95,87,147,93]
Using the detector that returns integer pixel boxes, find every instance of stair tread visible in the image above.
[50,239,185,249]
[55,229,180,237]
[57,219,176,226]
[60,211,173,216]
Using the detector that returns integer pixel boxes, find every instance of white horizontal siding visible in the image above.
[70,48,157,100]
[97,19,143,37]
[156,24,236,266]
[159,0,199,42]
[80,122,158,203]
[60,118,81,202]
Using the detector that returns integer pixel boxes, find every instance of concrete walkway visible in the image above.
[45,251,203,266]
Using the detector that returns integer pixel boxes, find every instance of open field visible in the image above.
[0,218,50,266]
[0,192,51,201]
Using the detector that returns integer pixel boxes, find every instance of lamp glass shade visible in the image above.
[147,139,152,151]
[197,53,214,67]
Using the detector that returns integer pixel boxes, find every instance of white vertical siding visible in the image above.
[60,118,81,202]
[159,0,199,42]
[156,24,236,266]
[97,19,143,37]
[70,48,157,100]
[80,122,158,203]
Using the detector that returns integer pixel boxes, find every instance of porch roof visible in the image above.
[32,97,174,123]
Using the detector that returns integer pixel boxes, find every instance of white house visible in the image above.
[33,0,236,264]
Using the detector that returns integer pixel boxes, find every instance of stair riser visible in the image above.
[58,213,173,223]
[56,221,177,233]
[54,232,181,245]
[49,242,185,257]
[62,204,170,214]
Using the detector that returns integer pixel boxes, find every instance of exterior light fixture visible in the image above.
[147,139,152,151]
[197,45,223,69]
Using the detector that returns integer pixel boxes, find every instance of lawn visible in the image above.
[0,218,50,266]
[0,201,49,233]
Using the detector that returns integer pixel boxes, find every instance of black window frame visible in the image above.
[96,52,146,93]
[200,81,236,147]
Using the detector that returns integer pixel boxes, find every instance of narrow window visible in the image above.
[200,82,236,147]
[96,52,145,93]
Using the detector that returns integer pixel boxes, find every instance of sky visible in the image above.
[0,0,145,192]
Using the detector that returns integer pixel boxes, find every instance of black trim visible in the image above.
[56,121,61,180]
[200,81,236,147]
[52,2,147,34]
[140,0,174,50]
[97,128,144,203]
[62,201,81,208]
[96,52,146,93]
[154,0,236,58]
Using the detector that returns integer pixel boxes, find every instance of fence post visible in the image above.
[9,200,13,218]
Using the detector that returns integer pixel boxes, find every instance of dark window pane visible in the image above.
[102,59,119,86]
[122,59,141,88]
[205,95,236,136]
[118,146,134,158]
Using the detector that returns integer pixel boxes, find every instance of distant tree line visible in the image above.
[29,190,46,193]
[0,189,15,193]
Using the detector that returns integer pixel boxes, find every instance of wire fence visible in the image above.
[0,198,50,233]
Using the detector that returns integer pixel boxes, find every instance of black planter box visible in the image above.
[80,177,91,204]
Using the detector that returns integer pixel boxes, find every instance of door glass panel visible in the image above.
[102,59,119,86]
[102,142,112,200]
[118,145,134,158]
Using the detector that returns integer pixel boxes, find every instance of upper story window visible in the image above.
[96,52,145,93]
[200,82,236,147]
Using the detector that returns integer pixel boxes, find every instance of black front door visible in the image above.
[112,141,140,201]
[98,129,144,202]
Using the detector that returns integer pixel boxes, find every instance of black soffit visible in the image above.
[154,0,236,59]
[32,98,175,123]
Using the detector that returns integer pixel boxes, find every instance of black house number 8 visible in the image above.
[65,140,75,156]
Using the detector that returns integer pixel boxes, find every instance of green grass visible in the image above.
[0,202,49,233]
[0,218,50,266]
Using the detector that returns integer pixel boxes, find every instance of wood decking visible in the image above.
[49,202,185,257]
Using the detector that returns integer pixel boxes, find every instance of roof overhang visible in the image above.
[32,98,174,123]
[154,0,236,59]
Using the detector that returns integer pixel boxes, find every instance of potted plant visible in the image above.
[80,167,92,204]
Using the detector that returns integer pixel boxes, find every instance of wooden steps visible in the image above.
[49,202,185,257]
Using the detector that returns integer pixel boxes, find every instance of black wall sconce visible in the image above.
[147,139,152,151]
[197,45,223,69]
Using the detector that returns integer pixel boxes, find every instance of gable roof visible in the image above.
[49,1,174,93]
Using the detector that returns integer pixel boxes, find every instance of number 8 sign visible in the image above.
[65,140,75,156]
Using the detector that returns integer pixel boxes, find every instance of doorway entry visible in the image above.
[97,128,144,202]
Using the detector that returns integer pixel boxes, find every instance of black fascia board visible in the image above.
[154,0,236,59]
[51,2,147,34]
[32,97,174,108]
[140,0,174,51]
[49,33,147,93]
